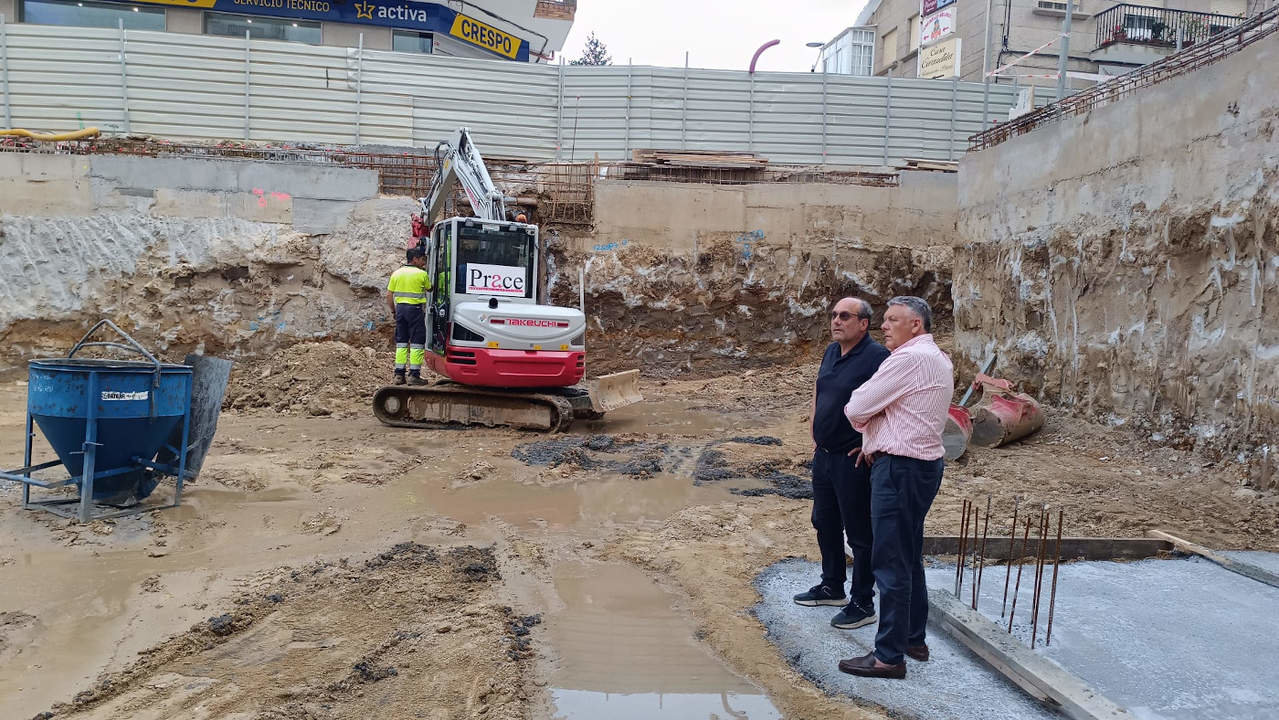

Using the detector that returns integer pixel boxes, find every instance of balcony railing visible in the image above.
[1094,4,1246,51]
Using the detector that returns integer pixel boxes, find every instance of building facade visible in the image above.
[0,0,575,59]
[852,0,1248,89]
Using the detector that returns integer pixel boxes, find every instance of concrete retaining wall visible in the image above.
[954,32,1279,484]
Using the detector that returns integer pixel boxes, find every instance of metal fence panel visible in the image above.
[0,22,1020,165]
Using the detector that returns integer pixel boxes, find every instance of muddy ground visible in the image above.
[1,342,1276,719]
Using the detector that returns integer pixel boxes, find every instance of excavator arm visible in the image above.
[420,127,509,225]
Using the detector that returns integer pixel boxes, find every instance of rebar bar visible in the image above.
[1007,515,1032,634]
[1001,496,1020,617]
[970,503,981,610]
[1031,505,1049,649]
[1046,509,1064,646]
[956,498,971,596]
[975,495,992,611]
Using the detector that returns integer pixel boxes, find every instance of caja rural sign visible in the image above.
[92,0,529,61]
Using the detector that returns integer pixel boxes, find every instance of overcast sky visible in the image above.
[559,0,872,72]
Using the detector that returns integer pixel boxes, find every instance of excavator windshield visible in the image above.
[454,223,536,300]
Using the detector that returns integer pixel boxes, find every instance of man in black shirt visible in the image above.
[794,297,891,630]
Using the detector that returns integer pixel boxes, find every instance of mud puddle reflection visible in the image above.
[546,561,780,719]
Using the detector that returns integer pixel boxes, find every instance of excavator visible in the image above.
[372,128,642,431]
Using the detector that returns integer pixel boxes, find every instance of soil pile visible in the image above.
[45,543,538,720]
[224,341,390,416]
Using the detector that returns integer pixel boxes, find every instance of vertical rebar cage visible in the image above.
[0,320,193,522]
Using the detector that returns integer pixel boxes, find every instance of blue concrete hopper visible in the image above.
[1,320,212,523]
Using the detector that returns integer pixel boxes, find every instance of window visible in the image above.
[909,14,920,51]
[204,12,321,44]
[22,0,164,30]
[454,224,534,299]
[849,28,874,76]
[392,31,434,54]
[880,28,897,70]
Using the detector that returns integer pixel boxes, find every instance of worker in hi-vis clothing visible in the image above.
[386,248,432,385]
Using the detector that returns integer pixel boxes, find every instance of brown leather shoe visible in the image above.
[837,652,906,679]
[906,644,930,662]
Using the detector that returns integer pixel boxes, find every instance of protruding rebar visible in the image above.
[975,495,992,611]
[1008,515,1032,634]
[1031,505,1049,649]
[1001,496,1020,617]
[1046,509,1064,646]
[956,498,971,597]
[968,503,980,610]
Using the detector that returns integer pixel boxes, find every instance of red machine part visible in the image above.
[428,344,584,388]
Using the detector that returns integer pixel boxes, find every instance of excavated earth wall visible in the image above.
[0,152,412,369]
[1,152,958,377]
[955,32,1279,486]
[551,176,957,375]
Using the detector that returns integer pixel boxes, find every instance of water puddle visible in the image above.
[418,470,741,529]
[546,561,780,719]
[577,399,768,436]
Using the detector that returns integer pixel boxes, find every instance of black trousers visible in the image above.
[870,454,944,665]
[811,448,875,609]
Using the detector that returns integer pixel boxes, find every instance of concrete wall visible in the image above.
[0,153,412,368]
[556,173,959,375]
[955,31,1279,485]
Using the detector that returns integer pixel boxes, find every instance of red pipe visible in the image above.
[749,39,780,73]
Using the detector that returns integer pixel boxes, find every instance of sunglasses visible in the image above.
[830,311,864,321]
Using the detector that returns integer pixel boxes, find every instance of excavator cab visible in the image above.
[418,215,585,388]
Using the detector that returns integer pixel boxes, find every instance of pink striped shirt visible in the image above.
[843,334,954,461]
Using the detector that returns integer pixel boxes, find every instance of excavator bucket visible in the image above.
[968,376,1045,448]
[588,370,643,413]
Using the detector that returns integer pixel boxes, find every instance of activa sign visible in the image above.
[92,0,529,61]
[466,263,527,296]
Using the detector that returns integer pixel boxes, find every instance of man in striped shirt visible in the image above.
[838,296,953,680]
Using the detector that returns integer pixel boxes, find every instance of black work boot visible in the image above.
[407,373,427,386]
[393,372,406,385]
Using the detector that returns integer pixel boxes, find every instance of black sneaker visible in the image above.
[793,584,847,607]
[830,601,877,630]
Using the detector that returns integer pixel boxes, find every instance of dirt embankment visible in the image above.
[547,235,952,377]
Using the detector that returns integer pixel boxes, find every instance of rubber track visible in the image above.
[372,385,575,432]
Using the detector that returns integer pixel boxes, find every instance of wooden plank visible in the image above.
[923,535,1170,561]
[1147,530,1279,589]
[928,589,1133,720]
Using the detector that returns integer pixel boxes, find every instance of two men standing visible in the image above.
[798,295,953,681]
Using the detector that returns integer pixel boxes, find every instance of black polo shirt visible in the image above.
[813,334,891,454]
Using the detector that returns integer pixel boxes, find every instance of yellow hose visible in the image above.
[0,127,101,141]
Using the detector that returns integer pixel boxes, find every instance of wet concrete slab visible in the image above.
[753,559,1059,720]
[1223,549,1279,578]
[926,554,1279,720]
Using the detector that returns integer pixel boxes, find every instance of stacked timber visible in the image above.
[630,149,769,169]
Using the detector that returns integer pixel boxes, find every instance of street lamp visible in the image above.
[806,40,825,72]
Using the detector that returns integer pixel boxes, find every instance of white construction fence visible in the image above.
[0,20,1020,166]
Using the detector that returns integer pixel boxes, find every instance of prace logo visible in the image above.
[468,267,524,294]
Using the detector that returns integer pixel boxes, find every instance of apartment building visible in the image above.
[848,0,1248,88]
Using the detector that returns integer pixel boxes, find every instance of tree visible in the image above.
[570,32,612,66]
